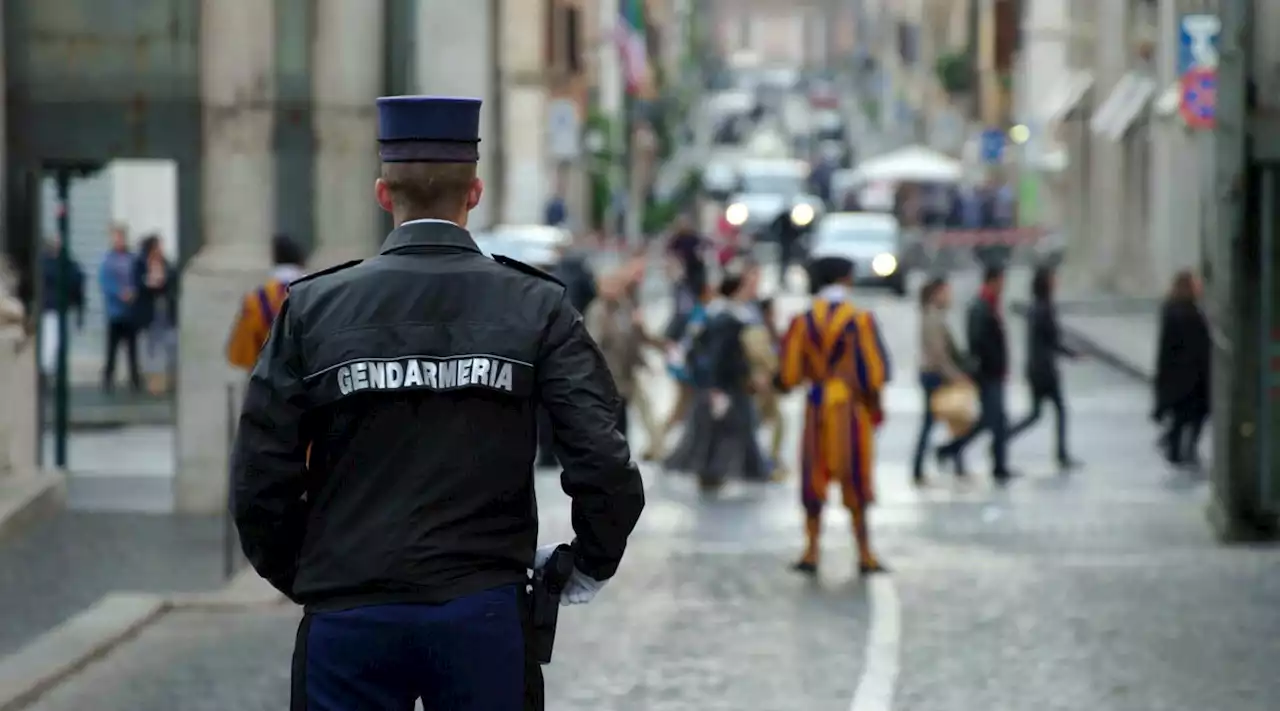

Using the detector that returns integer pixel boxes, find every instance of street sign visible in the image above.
[1178,14,1220,74]
[546,99,581,160]
[1180,67,1217,129]
[980,128,1005,164]
[1178,14,1220,130]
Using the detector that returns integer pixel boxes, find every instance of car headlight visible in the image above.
[871,253,898,276]
[790,203,815,226]
[725,203,749,226]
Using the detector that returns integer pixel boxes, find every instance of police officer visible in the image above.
[231,95,645,711]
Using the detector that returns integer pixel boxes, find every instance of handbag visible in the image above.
[931,382,978,436]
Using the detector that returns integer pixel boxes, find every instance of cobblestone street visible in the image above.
[8,269,1280,709]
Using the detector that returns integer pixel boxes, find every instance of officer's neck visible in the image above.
[395,211,468,229]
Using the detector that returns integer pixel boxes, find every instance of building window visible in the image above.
[545,0,557,68]
[566,7,581,73]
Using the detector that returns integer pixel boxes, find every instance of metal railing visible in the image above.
[223,381,246,580]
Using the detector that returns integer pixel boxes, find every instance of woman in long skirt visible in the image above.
[665,258,768,492]
[134,235,177,395]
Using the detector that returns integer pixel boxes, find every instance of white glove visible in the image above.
[561,568,606,605]
[534,543,607,606]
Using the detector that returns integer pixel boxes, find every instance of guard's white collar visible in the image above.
[818,284,854,302]
[271,264,305,284]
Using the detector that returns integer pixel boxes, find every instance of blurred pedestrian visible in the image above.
[666,213,707,309]
[769,198,806,288]
[654,280,713,460]
[584,257,658,440]
[36,236,85,376]
[912,276,969,485]
[744,296,785,478]
[777,255,890,575]
[665,258,769,493]
[226,233,307,372]
[1007,266,1081,469]
[98,224,140,392]
[133,235,178,395]
[936,265,1017,483]
[1154,271,1210,467]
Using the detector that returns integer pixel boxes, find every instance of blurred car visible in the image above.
[701,158,739,201]
[807,212,907,296]
[722,158,824,239]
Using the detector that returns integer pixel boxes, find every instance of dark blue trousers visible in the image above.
[292,585,539,710]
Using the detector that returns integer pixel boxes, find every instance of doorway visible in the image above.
[36,160,181,512]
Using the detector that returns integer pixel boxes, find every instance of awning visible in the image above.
[851,145,963,184]
[1090,72,1159,141]
[1043,71,1094,125]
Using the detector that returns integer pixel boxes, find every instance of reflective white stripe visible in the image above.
[304,353,533,381]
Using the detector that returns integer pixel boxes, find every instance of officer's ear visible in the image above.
[465,178,484,212]
[374,178,394,214]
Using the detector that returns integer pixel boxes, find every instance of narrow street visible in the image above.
[15,267,1280,710]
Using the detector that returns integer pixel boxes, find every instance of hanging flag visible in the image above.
[615,0,649,96]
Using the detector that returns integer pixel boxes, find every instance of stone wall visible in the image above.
[0,328,37,477]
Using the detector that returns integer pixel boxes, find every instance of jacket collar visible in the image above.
[380,219,481,255]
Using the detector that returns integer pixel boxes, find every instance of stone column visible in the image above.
[499,0,550,225]
[0,327,37,478]
[416,0,499,228]
[176,0,276,514]
[312,0,384,266]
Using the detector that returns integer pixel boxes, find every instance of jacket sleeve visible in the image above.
[776,314,807,391]
[1050,311,1075,357]
[853,311,891,393]
[537,292,645,581]
[231,296,312,599]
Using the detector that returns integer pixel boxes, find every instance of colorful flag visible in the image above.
[615,0,649,96]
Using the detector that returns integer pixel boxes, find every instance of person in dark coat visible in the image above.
[936,265,1017,482]
[1153,271,1211,466]
[665,258,768,492]
[1007,266,1080,469]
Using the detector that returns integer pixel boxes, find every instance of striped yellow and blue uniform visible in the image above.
[778,297,890,515]
[226,278,291,371]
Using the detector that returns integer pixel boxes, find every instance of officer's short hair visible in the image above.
[982,264,1006,284]
[380,162,477,217]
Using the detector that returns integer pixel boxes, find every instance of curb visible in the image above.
[1010,301,1153,385]
[0,593,167,711]
[0,472,65,544]
[0,569,287,710]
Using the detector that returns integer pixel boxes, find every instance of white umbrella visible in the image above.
[851,145,963,184]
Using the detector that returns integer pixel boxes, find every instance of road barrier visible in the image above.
[909,227,1059,271]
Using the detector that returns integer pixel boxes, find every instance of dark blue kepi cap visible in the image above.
[376,95,481,163]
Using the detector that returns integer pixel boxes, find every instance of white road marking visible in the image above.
[850,575,902,711]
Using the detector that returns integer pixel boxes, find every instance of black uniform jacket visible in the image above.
[231,220,645,611]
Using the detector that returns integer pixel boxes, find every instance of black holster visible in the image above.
[529,545,575,664]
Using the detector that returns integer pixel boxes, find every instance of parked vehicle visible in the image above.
[806,212,908,296]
